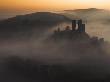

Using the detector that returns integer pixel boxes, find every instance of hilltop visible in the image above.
[0,12,70,40]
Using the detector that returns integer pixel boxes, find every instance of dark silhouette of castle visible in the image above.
[72,19,85,33]
[52,19,88,40]
[55,19,85,33]
[53,19,104,44]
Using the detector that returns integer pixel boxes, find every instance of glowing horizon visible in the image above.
[0,0,110,12]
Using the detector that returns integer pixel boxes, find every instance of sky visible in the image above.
[0,0,110,19]
[0,0,110,11]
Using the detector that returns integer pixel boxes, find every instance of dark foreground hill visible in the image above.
[0,27,110,82]
[1,39,110,82]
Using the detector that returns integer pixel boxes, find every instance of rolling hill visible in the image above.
[0,12,70,40]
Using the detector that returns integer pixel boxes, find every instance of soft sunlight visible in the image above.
[0,0,110,11]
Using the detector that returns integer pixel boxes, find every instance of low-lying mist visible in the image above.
[0,23,110,81]
[1,9,110,81]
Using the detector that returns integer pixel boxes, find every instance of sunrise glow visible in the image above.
[0,0,110,11]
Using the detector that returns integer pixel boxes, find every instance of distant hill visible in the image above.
[62,8,110,23]
[64,8,104,12]
[0,12,70,40]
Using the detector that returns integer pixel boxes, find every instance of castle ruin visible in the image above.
[55,19,85,34]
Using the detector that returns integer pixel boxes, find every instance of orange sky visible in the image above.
[0,0,110,12]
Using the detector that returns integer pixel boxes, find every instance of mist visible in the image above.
[1,9,110,81]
